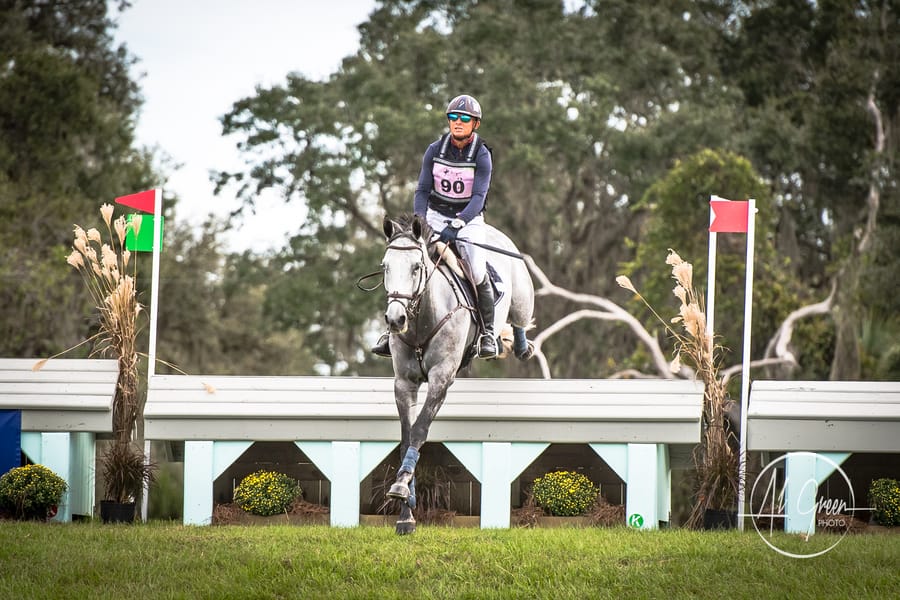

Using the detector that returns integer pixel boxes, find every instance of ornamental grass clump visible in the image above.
[617,250,739,528]
[62,204,142,447]
[233,471,303,517]
[532,470,599,517]
[869,478,900,526]
[52,204,157,505]
[0,464,67,520]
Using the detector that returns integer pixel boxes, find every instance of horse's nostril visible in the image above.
[398,315,406,327]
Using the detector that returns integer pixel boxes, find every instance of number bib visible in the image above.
[432,157,475,202]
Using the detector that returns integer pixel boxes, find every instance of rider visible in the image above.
[372,93,498,359]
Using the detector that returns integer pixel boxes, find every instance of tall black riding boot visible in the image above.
[475,275,497,359]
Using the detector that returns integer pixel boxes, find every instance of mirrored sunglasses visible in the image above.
[447,112,473,123]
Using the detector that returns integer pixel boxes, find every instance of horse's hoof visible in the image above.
[515,340,535,361]
[387,482,410,500]
[395,519,416,535]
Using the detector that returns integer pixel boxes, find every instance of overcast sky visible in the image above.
[113,0,377,252]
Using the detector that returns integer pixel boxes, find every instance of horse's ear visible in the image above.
[412,214,424,240]
[382,215,395,239]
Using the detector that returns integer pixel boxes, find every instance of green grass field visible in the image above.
[1,522,897,599]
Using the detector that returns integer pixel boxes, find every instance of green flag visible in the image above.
[125,214,164,252]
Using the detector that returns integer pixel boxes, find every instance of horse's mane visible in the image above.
[388,213,434,243]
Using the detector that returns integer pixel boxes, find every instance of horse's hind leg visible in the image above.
[513,326,534,360]
[508,261,535,361]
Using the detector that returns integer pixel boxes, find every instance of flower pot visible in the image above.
[100,500,136,524]
[703,508,737,530]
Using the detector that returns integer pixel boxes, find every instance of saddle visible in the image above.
[430,241,504,311]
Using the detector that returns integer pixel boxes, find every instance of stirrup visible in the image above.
[477,333,498,359]
[371,333,391,357]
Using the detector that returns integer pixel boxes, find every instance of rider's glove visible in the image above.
[438,226,459,244]
[439,218,465,243]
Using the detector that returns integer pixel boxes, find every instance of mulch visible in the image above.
[211,499,329,526]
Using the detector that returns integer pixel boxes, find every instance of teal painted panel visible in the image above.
[443,442,484,481]
[590,443,628,482]
[508,443,549,483]
[20,432,41,463]
[295,441,334,481]
[183,441,214,525]
[212,441,252,480]
[359,442,398,482]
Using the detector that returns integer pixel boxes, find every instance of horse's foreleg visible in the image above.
[395,476,417,535]
[388,374,451,521]
[388,445,419,501]
[390,378,419,533]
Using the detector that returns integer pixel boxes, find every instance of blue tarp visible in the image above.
[0,410,22,475]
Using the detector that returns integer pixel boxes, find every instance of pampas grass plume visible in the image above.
[100,203,114,228]
[615,275,637,294]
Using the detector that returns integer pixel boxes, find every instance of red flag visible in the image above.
[115,189,156,214]
[709,200,749,233]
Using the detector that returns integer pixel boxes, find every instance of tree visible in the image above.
[215,0,744,377]
[719,0,900,378]
[152,220,319,376]
[0,0,156,358]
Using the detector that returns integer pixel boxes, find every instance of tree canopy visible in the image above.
[213,0,899,379]
[3,0,898,382]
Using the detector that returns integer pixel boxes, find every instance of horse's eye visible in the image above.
[380,262,386,271]
[412,264,421,273]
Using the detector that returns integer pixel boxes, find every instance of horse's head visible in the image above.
[381,215,432,334]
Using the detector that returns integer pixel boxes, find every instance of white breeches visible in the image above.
[426,209,487,283]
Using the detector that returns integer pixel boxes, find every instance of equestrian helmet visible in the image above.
[446,94,482,120]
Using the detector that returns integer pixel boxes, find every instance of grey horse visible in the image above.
[379,214,534,534]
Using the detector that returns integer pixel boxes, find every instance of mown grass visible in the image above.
[1,521,897,599]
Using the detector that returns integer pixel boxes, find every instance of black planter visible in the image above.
[100,501,136,524]
[703,508,737,530]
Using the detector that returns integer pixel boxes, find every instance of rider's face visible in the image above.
[448,115,479,141]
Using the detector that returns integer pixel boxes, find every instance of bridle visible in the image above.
[381,231,473,378]
[384,233,431,316]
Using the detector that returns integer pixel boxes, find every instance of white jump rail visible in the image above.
[747,380,900,533]
[0,358,118,521]
[145,375,704,528]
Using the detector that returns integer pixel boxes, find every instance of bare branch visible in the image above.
[720,357,799,387]
[763,284,836,368]
[859,92,884,254]
[524,255,675,379]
